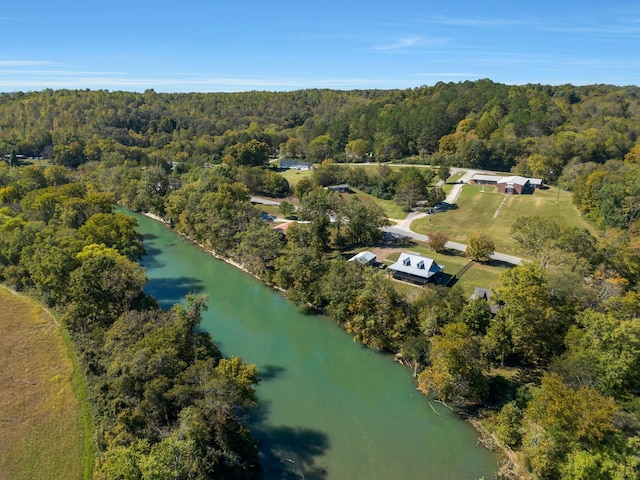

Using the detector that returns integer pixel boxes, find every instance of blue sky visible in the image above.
[1,1,639,92]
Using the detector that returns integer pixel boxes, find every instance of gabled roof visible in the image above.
[470,286,501,314]
[498,175,530,186]
[471,286,491,300]
[389,253,442,279]
[349,251,376,265]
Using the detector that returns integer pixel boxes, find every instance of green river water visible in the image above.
[132,211,499,479]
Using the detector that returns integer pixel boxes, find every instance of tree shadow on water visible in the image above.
[259,364,286,382]
[141,244,165,268]
[257,425,330,480]
[144,276,205,307]
[250,401,330,479]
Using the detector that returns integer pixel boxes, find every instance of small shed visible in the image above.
[349,251,377,266]
[388,253,442,285]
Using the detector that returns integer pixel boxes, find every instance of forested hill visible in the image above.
[1,80,640,175]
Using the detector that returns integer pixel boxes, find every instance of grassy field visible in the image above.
[350,188,409,220]
[412,184,594,257]
[278,168,314,187]
[0,288,88,480]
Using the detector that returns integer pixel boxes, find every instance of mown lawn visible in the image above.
[0,288,88,480]
[350,188,409,220]
[412,184,593,257]
[278,168,314,187]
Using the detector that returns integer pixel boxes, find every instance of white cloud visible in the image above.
[375,35,446,51]
[0,60,54,67]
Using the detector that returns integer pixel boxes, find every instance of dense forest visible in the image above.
[0,80,639,479]
[1,81,639,175]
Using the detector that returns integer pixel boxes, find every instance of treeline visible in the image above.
[1,81,639,178]
[0,164,261,479]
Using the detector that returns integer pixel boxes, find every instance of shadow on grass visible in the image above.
[485,259,515,269]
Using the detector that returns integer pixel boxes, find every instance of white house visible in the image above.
[388,253,442,285]
[280,159,313,170]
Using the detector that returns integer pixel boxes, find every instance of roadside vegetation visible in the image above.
[0,81,639,479]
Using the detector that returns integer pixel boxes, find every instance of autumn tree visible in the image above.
[522,373,619,479]
[235,218,283,279]
[345,138,369,161]
[337,196,388,246]
[393,167,428,210]
[64,243,147,331]
[417,322,488,404]
[78,212,145,261]
[465,231,495,262]
[307,135,333,163]
[555,310,640,398]
[345,271,412,351]
[225,139,270,167]
[488,263,567,365]
[427,230,448,253]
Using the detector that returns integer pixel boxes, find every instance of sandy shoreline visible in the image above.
[140,212,287,292]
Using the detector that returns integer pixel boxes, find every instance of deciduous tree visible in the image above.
[427,230,448,253]
[417,322,487,404]
[465,231,495,262]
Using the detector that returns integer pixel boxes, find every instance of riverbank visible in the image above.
[134,209,502,479]
[139,211,519,477]
[140,212,289,292]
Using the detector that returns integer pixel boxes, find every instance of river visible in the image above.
[131,211,499,479]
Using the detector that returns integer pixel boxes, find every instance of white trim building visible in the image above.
[388,253,442,285]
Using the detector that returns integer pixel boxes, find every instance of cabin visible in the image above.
[388,253,442,285]
[280,159,313,170]
[348,251,377,266]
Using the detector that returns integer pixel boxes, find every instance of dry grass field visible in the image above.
[0,287,87,480]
